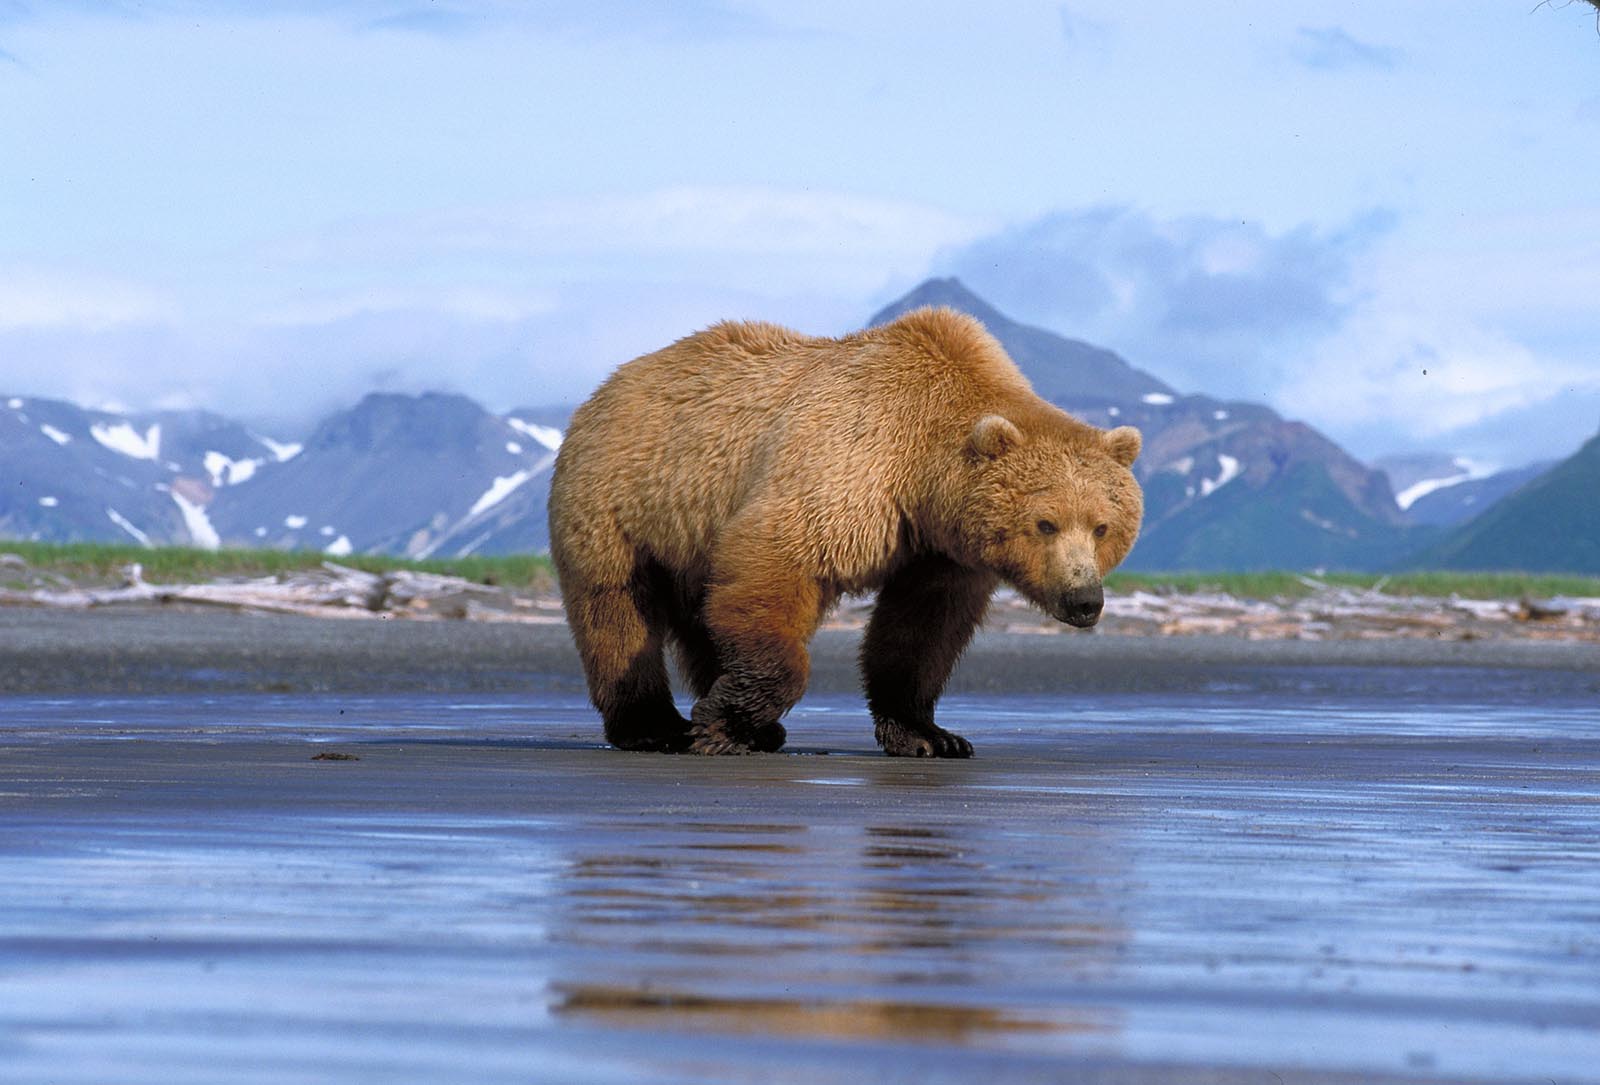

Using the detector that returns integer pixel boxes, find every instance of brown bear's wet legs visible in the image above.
[567,584,692,753]
[687,639,807,754]
[861,556,997,758]
[687,573,820,754]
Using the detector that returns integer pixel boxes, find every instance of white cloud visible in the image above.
[941,202,1600,465]
[941,205,1392,397]
[269,186,992,298]
[1288,204,1600,459]
[1280,308,1592,441]
[259,285,559,327]
[0,268,173,329]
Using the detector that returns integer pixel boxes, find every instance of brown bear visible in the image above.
[548,307,1143,757]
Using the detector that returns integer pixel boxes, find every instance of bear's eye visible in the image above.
[1036,519,1058,536]
[1093,523,1109,539]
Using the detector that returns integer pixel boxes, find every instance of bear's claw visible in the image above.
[875,718,973,759]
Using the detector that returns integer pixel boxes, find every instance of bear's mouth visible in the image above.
[1056,609,1102,629]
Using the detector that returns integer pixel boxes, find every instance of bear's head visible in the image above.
[956,413,1143,628]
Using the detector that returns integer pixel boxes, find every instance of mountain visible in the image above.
[1419,428,1600,574]
[1405,463,1551,528]
[870,279,1421,571]
[2,394,296,548]
[3,391,563,557]
[206,393,561,557]
[1376,453,1554,529]
[9,281,1567,572]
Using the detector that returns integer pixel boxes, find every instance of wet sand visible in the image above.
[2,608,1599,1084]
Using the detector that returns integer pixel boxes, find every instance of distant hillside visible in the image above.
[2,391,564,557]
[1375,453,1552,528]
[1,394,297,548]
[1420,428,1600,574]
[1409,464,1550,528]
[206,393,562,558]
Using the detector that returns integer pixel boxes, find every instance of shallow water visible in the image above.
[2,682,1599,1084]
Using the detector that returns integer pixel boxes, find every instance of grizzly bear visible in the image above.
[548,307,1143,757]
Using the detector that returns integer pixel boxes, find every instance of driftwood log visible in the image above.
[0,559,565,623]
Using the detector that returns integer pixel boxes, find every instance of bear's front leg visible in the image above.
[861,555,997,758]
[688,570,822,755]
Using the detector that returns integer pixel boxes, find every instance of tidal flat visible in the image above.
[1,609,1598,1084]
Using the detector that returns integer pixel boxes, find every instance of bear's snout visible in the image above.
[1054,583,1104,628]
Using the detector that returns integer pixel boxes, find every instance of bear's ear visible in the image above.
[1103,425,1142,468]
[969,414,1023,459]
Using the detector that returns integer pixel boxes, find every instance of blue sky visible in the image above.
[1,1,1598,468]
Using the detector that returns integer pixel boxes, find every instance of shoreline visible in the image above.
[3,604,1597,697]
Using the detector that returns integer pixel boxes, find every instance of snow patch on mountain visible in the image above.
[170,491,220,549]
[91,421,162,461]
[260,436,303,462]
[106,508,151,546]
[506,418,563,452]
[1142,393,1175,406]
[1201,454,1242,497]
[40,424,71,445]
[469,470,533,517]
[1394,460,1495,511]
[203,451,262,487]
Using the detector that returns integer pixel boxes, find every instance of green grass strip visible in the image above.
[0,541,555,590]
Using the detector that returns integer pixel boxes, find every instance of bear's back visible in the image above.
[551,307,1044,573]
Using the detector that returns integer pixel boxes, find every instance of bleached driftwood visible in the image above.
[978,584,1600,643]
[0,560,566,623]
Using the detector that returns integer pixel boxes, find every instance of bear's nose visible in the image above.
[1056,584,1104,628]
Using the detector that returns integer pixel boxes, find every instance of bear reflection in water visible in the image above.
[549,308,1143,757]
[551,818,1124,1044]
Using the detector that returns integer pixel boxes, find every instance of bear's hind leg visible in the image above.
[861,555,997,758]
[567,575,691,754]
[688,566,823,755]
[664,582,724,702]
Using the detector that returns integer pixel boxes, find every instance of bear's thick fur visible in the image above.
[548,307,1143,757]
